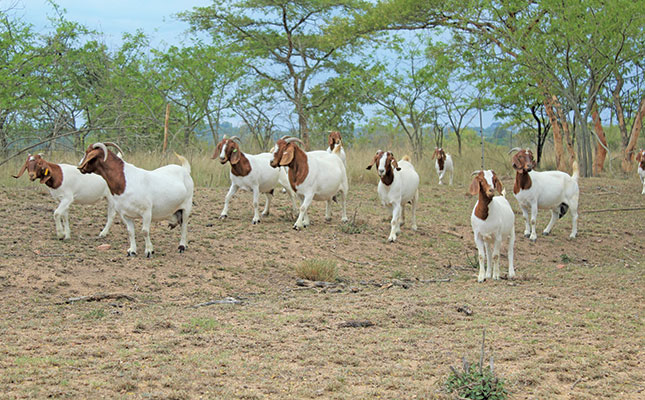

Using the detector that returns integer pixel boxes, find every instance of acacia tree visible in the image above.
[181,0,368,149]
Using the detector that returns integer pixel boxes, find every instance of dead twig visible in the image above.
[57,293,135,305]
[418,278,451,283]
[441,229,464,239]
[570,377,583,390]
[331,251,373,266]
[583,207,645,214]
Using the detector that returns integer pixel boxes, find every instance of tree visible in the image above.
[181,0,369,149]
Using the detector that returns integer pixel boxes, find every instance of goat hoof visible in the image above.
[261,212,269,217]
[178,245,186,253]
[529,237,537,243]
[252,220,260,225]
[219,215,228,220]
[524,233,530,238]
[542,231,550,236]
[168,223,178,229]
[145,251,153,258]
[325,217,332,222]
[127,251,136,257]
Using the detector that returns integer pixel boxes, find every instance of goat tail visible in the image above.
[174,152,192,174]
[401,155,411,162]
[571,160,579,182]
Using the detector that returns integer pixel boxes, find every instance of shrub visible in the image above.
[295,259,338,282]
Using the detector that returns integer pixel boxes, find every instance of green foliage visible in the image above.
[445,362,507,400]
[295,259,338,282]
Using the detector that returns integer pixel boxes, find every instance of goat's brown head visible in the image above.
[270,137,303,168]
[469,170,504,199]
[636,149,645,169]
[432,147,446,161]
[328,131,342,151]
[13,154,48,182]
[510,148,535,173]
[214,136,242,165]
[78,142,123,174]
[366,150,400,183]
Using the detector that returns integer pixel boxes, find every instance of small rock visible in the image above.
[457,305,473,316]
[338,320,374,328]
[97,244,111,251]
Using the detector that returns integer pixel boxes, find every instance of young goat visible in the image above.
[366,151,419,242]
[14,154,116,240]
[214,136,297,224]
[509,148,579,241]
[470,170,515,282]
[432,147,453,185]
[78,142,193,257]
[636,149,645,194]
[270,137,348,230]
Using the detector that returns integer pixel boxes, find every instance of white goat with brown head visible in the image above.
[366,151,419,242]
[78,142,193,257]
[14,153,116,240]
[432,147,453,185]
[470,170,515,282]
[636,149,645,194]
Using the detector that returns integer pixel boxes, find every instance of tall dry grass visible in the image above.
[0,141,635,189]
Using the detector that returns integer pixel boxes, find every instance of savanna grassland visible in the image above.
[0,148,643,399]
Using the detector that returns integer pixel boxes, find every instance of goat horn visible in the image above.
[93,143,109,162]
[285,137,304,146]
[471,170,482,176]
[228,136,241,143]
[104,142,124,156]
[278,135,292,140]
[508,147,522,154]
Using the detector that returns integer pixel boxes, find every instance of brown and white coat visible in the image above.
[469,170,515,282]
[635,149,645,194]
[432,147,453,185]
[14,154,116,240]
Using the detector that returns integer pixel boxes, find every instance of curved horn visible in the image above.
[278,135,292,141]
[93,143,109,162]
[471,170,482,176]
[104,142,124,156]
[284,137,304,146]
[508,147,522,154]
[228,136,241,143]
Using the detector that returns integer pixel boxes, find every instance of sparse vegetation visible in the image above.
[295,259,338,282]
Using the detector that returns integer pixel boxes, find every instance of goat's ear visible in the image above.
[13,159,29,179]
[493,173,504,194]
[366,153,379,170]
[392,158,400,171]
[279,145,294,166]
[229,146,241,165]
[469,177,480,195]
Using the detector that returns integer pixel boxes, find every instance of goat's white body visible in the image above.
[220,152,297,223]
[638,165,645,194]
[112,159,193,256]
[471,195,515,282]
[513,169,579,241]
[326,146,347,166]
[377,160,419,242]
[47,164,116,240]
[291,150,348,229]
[435,154,454,185]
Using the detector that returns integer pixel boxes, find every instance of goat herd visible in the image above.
[16,132,641,283]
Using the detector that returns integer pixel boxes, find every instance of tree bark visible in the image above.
[591,105,607,175]
[621,96,645,172]
[552,96,576,170]
[544,96,566,171]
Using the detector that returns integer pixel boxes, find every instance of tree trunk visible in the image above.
[553,97,576,170]
[591,105,607,175]
[621,96,645,172]
[545,96,566,171]
[455,131,462,156]
[612,74,629,148]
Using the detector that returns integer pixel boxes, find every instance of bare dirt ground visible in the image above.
[0,175,643,399]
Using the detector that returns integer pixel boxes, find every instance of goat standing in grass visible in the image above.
[14,154,116,240]
[432,147,453,185]
[470,170,515,282]
[366,151,419,242]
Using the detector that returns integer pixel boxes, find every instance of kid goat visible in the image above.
[78,142,194,257]
[470,170,515,282]
[14,154,116,240]
[636,149,645,194]
[432,147,453,185]
[366,151,419,242]
[270,137,348,230]
[509,148,579,241]
[214,136,296,224]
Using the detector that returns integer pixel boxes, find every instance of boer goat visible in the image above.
[270,137,348,230]
[510,148,579,241]
[327,131,347,166]
[432,147,453,185]
[636,149,645,194]
[78,142,193,257]
[214,136,296,224]
[14,154,116,240]
[366,151,419,242]
[470,170,515,282]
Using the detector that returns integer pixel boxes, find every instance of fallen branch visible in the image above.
[57,293,135,305]
[571,377,583,390]
[418,278,451,283]
[192,297,242,307]
[331,251,373,266]
[583,207,645,214]
[441,229,464,239]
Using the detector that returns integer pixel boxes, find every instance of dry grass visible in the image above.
[0,145,644,399]
[295,259,338,282]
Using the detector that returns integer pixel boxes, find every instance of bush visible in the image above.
[445,362,507,400]
[295,259,338,282]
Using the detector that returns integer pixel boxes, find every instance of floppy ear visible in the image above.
[279,145,294,166]
[469,177,480,195]
[214,142,223,159]
[392,158,400,171]
[13,158,29,179]
[78,149,100,171]
[328,134,334,149]
[366,152,380,170]
[511,153,522,170]
[229,146,241,165]
[493,173,504,194]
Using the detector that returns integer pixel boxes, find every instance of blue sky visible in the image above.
[14,0,212,48]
